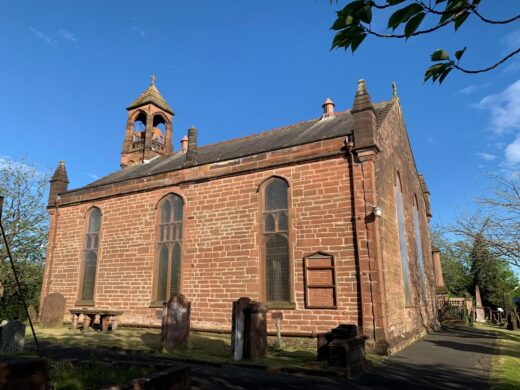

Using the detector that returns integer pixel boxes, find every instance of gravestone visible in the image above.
[475,285,486,323]
[317,324,366,377]
[0,320,26,354]
[161,294,191,352]
[27,305,38,324]
[40,292,66,328]
[272,312,283,351]
[231,297,267,360]
[231,297,251,361]
[507,310,519,331]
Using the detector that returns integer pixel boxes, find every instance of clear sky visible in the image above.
[1,1,519,228]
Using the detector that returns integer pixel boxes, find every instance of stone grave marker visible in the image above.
[0,320,26,354]
[40,292,66,328]
[161,294,191,352]
[507,310,519,331]
[27,305,38,324]
[231,297,251,361]
[475,285,486,323]
[231,297,267,361]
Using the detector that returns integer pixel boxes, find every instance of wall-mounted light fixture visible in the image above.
[372,205,382,218]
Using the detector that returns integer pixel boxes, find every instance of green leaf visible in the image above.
[356,4,372,24]
[455,47,467,61]
[404,12,425,38]
[388,3,424,30]
[454,11,470,30]
[351,33,367,52]
[439,67,453,84]
[430,49,450,61]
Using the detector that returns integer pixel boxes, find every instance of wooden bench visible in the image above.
[70,309,123,332]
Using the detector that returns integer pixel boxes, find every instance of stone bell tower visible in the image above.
[121,75,175,168]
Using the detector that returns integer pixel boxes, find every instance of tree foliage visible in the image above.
[0,158,49,320]
[330,0,520,83]
[451,174,520,269]
[469,233,518,308]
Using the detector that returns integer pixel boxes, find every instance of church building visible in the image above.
[41,78,438,354]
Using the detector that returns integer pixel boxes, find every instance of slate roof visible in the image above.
[127,83,174,115]
[73,101,394,192]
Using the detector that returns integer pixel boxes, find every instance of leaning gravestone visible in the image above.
[0,320,26,354]
[40,292,66,328]
[161,294,191,352]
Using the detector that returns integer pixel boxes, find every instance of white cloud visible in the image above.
[476,152,497,161]
[476,79,520,134]
[501,30,520,51]
[58,29,77,42]
[457,85,478,95]
[29,27,57,46]
[505,134,520,164]
[86,172,99,180]
[133,26,145,37]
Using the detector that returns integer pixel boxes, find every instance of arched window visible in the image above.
[156,194,184,302]
[395,174,411,306]
[263,178,290,303]
[413,196,426,303]
[80,208,101,302]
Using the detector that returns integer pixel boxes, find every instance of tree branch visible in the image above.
[473,8,520,24]
[453,47,520,74]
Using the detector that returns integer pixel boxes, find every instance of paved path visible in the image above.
[34,324,496,389]
[352,325,496,390]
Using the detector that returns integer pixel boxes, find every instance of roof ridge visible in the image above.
[196,110,352,151]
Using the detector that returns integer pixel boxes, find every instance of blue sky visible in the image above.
[1,1,519,229]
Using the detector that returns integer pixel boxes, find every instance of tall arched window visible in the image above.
[263,178,290,303]
[395,174,411,306]
[413,196,426,303]
[156,194,184,302]
[80,207,101,302]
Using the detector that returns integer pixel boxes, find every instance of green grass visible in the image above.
[30,325,376,375]
[476,324,520,390]
[50,356,151,390]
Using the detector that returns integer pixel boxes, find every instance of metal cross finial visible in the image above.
[151,74,157,85]
[392,81,397,97]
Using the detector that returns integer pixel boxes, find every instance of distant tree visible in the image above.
[451,174,520,269]
[0,158,49,320]
[469,233,518,308]
[431,228,472,296]
[330,1,520,83]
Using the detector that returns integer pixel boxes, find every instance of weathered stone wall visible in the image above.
[42,137,361,334]
[375,100,437,352]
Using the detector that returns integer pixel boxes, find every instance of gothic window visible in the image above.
[263,178,290,303]
[395,174,411,306]
[413,196,426,303]
[80,207,101,302]
[156,194,184,302]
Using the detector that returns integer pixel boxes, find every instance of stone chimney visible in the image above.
[351,79,379,152]
[185,126,198,164]
[322,98,335,119]
[48,161,69,206]
[181,135,189,152]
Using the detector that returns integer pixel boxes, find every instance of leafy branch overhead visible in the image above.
[330,0,520,83]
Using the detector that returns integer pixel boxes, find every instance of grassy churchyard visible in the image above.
[476,324,520,390]
[28,325,342,372]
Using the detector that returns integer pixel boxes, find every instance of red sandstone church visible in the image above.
[41,78,438,353]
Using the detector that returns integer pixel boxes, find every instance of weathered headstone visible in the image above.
[317,324,366,377]
[27,305,38,324]
[231,297,267,360]
[161,294,191,352]
[0,320,26,354]
[231,297,251,361]
[272,312,284,351]
[475,285,486,323]
[40,292,66,328]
